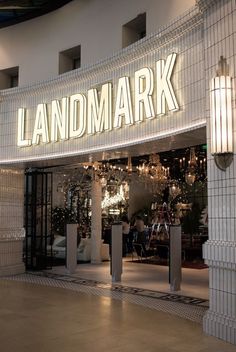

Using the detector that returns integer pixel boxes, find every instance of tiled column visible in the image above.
[197,0,236,344]
[91,179,102,264]
[0,168,25,275]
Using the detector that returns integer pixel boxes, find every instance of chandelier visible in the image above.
[101,185,126,209]
[169,180,181,199]
[126,156,133,176]
[82,156,136,187]
[185,147,197,186]
[137,154,168,194]
[83,161,120,183]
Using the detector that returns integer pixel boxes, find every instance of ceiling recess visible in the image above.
[0,0,73,28]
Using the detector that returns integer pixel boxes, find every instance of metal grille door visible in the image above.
[24,170,53,270]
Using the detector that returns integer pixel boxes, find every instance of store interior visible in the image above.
[23,142,209,297]
[24,143,207,264]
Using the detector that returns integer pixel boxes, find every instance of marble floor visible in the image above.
[0,279,235,352]
[49,257,209,300]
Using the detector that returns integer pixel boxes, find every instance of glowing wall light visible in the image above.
[210,56,233,170]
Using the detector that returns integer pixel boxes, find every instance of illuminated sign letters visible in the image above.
[69,93,86,138]
[17,52,179,147]
[114,76,134,128]
[88,83,112,134]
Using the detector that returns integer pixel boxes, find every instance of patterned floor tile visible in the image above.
[2,271,208,324]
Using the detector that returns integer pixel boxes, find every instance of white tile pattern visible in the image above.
[200,0,236,345]
[0,0,235,345]
[0,169,25,275]
[0,6,205,165]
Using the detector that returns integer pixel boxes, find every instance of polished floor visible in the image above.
[0,279,235,352]
[49,258,209,300]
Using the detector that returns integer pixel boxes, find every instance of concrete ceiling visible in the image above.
[0,0,73,28]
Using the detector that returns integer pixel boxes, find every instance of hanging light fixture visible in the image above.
[137,154,168,194]
[101,185,125,209]
[100,176,107,188]
[126,156,133,175]
[210,56,233,170]
[185,147,197,186]
[169,180,181,199]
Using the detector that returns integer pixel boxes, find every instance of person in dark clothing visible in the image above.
[121,214,130,257]
[134,215,146,245]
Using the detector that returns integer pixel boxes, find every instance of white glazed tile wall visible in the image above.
[202,0,236,345]
[0,169,25,275]
[0,0,235,344]
[0,6,206,165]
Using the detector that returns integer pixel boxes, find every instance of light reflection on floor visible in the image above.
[48,257,209,300]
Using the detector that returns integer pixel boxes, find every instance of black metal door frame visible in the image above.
[24,170,53,270]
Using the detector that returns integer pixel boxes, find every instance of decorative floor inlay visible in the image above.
[2,271,209,323]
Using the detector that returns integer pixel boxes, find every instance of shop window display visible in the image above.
[50,144,207,265]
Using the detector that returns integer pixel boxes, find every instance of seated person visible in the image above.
[134,215,147,246]
[133,217,154,258]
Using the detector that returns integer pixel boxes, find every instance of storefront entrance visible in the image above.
[23,141,208,296]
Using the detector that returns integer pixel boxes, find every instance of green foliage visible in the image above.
[51,207,76,236]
